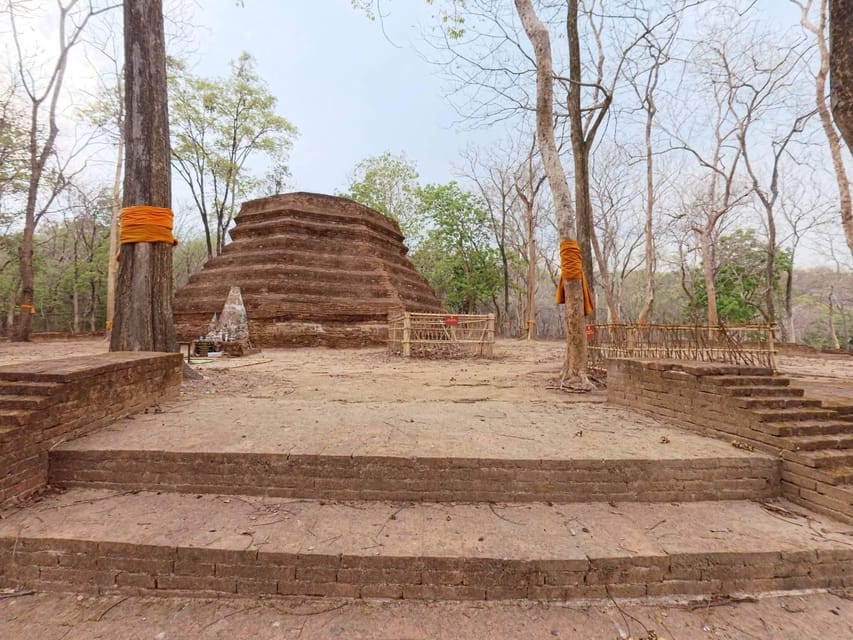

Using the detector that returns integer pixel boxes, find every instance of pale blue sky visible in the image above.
[185,1,477,193]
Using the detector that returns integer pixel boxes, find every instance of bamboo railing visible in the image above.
[388,312,496,358]
[588,323,776,370]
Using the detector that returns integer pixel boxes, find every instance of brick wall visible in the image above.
[0,352,182,508]
[608,359,853,524]
[49,450,779,504]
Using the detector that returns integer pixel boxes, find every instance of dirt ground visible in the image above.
[2,337,853,638]
[2,590,853,640]
[3,336,851,404]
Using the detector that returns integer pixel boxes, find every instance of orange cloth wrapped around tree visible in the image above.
[119,206,178,247]
[555,239,594,316]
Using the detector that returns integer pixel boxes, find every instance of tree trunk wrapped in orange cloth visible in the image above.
[555,239,594,316]
[119,206,178,247]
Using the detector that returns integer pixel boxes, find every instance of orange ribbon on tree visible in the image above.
[19,304,36,315]
[555,239,594,316]
[117,206,178,260]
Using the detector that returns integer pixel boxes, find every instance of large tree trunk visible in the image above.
[110,0,176,353]
[783,264,794,342]
[106,123,124,338]
[515,0,590,388]
[699,228,719,326]
[829,288,841,349]
[637,81,657,324]
[802,0,853,257]
[526,198,537,340]
[589,224,620,322]
[566,0,595,312]
[830,0,853,154]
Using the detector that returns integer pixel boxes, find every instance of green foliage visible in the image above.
[352,1,466,38]
[170,52,297,257]
[693,229,791,324]
[27,191,111,333]
[340,152,423,243]
[411,182,501,313]
[0,88,29,219]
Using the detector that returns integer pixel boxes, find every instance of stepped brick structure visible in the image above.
[608,359,853,524]
[173,192,443,347]
[0,352,182,507]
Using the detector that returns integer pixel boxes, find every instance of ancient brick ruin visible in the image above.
[172,192,443,347]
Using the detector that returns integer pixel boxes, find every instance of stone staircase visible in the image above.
[2,355,852,604]
[0,380,63,428]
[703,372,853,516]
[0,376,69,505]
[0,353,183,508]
[609,360,853,524]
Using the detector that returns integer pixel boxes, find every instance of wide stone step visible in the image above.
[0,409,31,427]
[48,449,780,504]
[0,381,62,396]
[826,467,853,483]
[704,376,789,387]
[785,449,853,469]
[1,489,850,601]
[724,385,805,398]
[762,420,853,437]
[735,397,822,410]
[47,399,782,504]
[787,434,853,451]
[0,394,55,410]
[751,408,840,423]
[674,364,775,376]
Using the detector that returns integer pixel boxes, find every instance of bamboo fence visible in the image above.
[587,323,776,370]
[388,312,496,359]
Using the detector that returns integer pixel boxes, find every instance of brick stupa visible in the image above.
[173,192,443,347]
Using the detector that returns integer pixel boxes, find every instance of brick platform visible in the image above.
[47,399,780,504]
[0,352,182,507]
[608,359,853,523]
[1,489,850,601]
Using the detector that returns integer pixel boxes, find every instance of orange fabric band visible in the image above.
[19,304,36,315]
[555,239,594,316]
[119,206,178,246]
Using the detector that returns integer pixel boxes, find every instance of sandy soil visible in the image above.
[2,336,850,406]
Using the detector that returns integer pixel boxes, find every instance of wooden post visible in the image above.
[767,323,777,373]
[402,312,411,358]
[485,313,495,358]
[110,0,176,352]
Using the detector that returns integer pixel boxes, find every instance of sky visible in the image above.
[2,0,847,266]
[182,0,482,194]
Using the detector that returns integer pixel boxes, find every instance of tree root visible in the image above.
[546,370,606,393]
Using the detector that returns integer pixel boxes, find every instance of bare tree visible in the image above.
[791,0,853,258]
[515,0,592,388]
[589,146,644,322]
[666,33,756,326]
[513,135,547,339]
[6,0,117,341]
[779,177,832,341]
[731,33,811,330]
[624,25,679,324]
[460,145,520,334]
